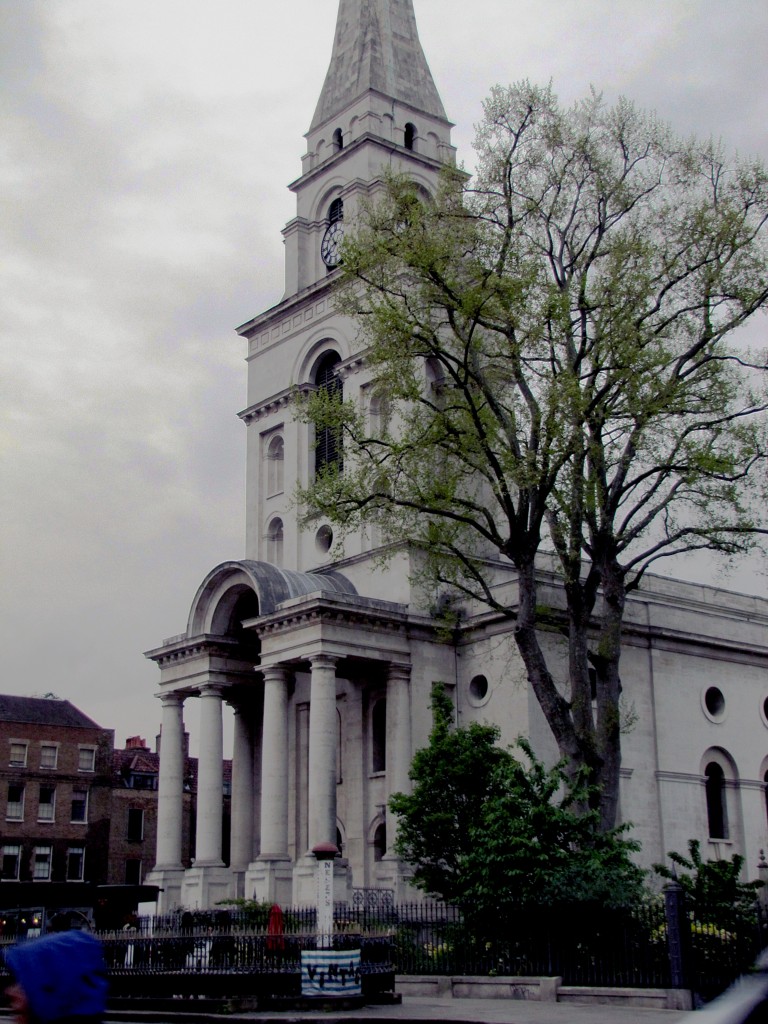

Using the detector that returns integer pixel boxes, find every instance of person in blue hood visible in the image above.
[4,931,108,1024]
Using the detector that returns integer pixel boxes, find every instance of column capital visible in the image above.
[387,663,411,683]
[309,653,338,672]
[227,691,260,715]
[198,682,225,698]
[261,664,289,684]
[158,690,185,708]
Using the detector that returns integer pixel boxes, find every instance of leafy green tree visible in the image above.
[654,840,763,916]
[390,686,645,914]
[299,83,768,830]
[388,685,510,904]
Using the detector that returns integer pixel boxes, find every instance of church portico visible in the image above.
[144,635,261,909]
[146,557,422,908]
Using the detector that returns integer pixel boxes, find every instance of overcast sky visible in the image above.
[2,0,767,756]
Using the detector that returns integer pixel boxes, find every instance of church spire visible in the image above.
[311,0,447,131]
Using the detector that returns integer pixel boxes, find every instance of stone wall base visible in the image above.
[395,975,693,1010]
[144,867,185,914]
[180,865,232,910]
[246,858,293,905]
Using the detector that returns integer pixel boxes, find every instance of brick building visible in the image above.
[0,695,113,887]
[1,695,232,916]
[108,734,199,887]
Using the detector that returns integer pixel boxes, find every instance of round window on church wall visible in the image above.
[468,674,490,706]
[315,524,333,554]
[702,685,726,722]
[761,696,768,727]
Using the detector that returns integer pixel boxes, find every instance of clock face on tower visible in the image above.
[321,220,344,268]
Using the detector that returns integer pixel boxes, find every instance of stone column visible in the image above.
[195,683,225,866]
[308,654,338,851]
[380,663,413,898]
[259,666,290,859]
[387,664,412,814]
[229,700,254,873]
[155,692,185,870]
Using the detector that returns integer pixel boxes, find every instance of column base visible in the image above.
[376,853,419,901]
[145,867,186,914]
[180,865,234,910]
[230,869,246,900]
[245,857,293,905]
[293,854,352,906]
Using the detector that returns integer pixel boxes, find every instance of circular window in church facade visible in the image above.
[760,696,768,728]
[702,685,726,723]
[315,524,333,554]
[467,674,490,707]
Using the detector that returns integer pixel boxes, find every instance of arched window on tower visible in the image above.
[328,198,343,224]
[314,351,343,475]
[373,822,386,862]
[266,434,284,496]
[368,391,390,438]
[267,517,284,566]
[371,698,386,773]
[705,762,728,839]
[404,122,416,151]
[332,127,343,152]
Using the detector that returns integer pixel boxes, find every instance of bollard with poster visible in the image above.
[300,843,361,998]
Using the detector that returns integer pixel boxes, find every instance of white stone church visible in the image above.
[145,0,768,912]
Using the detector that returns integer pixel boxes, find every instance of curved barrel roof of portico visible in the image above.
[186,559,358,638]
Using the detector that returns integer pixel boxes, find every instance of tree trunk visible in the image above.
[513,559,589,806]
[513,558,623,830]
[592,560,625,831]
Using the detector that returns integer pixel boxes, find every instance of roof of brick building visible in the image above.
[0,694,103,729]
[112,742,232,791]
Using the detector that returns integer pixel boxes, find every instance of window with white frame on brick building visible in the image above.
[71,789,88,823]
[2,845,20,880]
[33,845,52,880]
[6,783,24,821]
[39,744,58,769]
[78,747,96,772]
[38,785,55,822]
[9,741,27,767]
[66,846,85,881]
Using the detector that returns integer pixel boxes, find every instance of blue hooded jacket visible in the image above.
[4,931,108,1024]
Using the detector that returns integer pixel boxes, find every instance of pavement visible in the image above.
[214,995,686,1023]
[80,996,688,1024]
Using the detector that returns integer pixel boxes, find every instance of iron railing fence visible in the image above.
[125,899,670,987]
[143,901,409,936]
[2,894,764,999]
[390,900,672,987]
[0,931,395,1000]
[684,900,768,1001]
[97,931,393,976]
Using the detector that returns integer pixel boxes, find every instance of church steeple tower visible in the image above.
[283,0,454,298]
[311,0,447,131]
[237,0,454,570]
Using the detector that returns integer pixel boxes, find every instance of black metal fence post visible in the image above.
[664,881,690,990]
